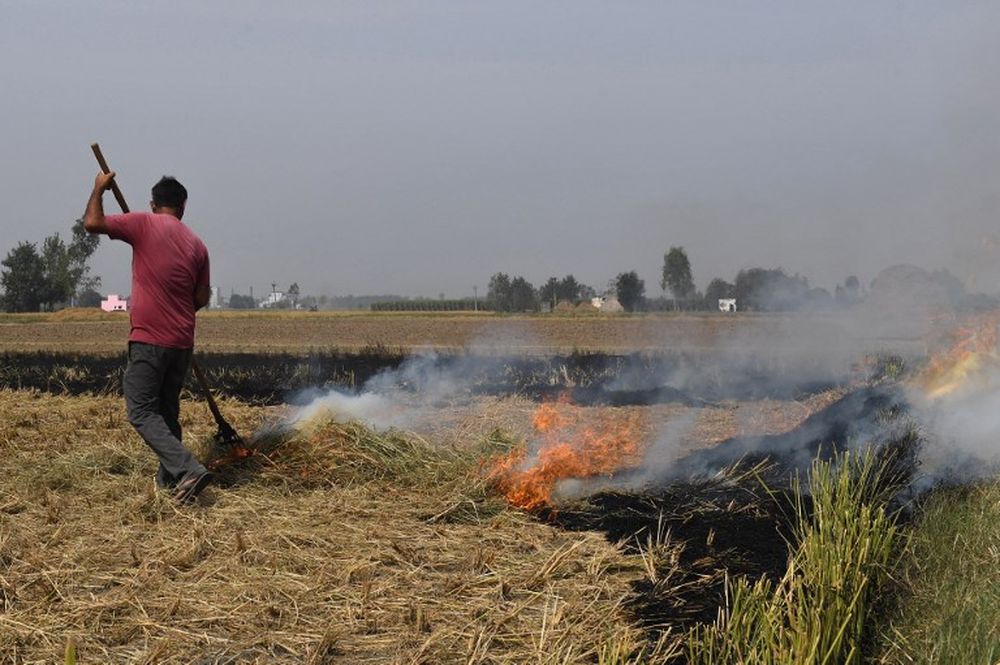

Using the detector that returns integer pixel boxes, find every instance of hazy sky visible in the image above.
[2,1,999,298]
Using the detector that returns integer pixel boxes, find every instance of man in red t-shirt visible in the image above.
[84,172,213,503]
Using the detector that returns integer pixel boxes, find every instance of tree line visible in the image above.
[479,247,885,313]
[0,219,101,312]
[2,233,971,315]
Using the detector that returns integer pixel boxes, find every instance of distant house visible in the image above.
[259,291,285,308]
[718,298,737,312]
[591,296,624,313]
[101,294,128,312]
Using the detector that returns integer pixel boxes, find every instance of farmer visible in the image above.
[84,172,213,502]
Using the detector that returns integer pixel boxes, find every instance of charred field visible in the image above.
[0,347,865,406]
[549,384,920,639]
[0,334,939,663]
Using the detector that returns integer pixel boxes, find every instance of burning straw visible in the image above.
[0,389,680,663]
[485,394,648,511]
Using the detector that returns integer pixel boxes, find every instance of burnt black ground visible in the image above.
[655,384,909,484]
[554,480,802,630]
[551,383,917,635]
[0,350,846,405]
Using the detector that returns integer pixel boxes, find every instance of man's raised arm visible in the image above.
[84,171,116,235]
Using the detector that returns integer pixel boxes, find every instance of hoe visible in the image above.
[91,142,245,447]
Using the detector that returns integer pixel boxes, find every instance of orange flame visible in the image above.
[207,445,255,471]
[487,396,646,511]
[916,312,1000,399]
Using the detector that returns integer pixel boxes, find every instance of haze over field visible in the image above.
[1,1,998,298]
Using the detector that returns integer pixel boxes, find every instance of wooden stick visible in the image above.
[90,143,131,214]
[192,359,225,426]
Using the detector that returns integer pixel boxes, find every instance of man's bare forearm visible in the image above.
[85,171,115,234]
[84,186,104,230]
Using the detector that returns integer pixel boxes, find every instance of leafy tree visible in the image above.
[661,247,695,306]
[615,271,645,312]
[704,278,735,309]
[556,275,582,302]
[835,275,862,307]
[1,242,46,312]
[77,287,103,307]
[57,219,101,306]
[229,294,256,309]
[1,219,102,311]
[488,272,513,312]
[539,277,560,308]
[734,268,810,311]
[540,274,585,308]
[40,234,76,309]
[287,282,300,308]
[808,287,833,308]
[510,276,539,312]
[69,219,100,281]
[77,274,102,299]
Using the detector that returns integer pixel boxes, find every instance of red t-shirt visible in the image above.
[105,211,210,349]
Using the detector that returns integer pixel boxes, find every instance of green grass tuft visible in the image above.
[873,480,1000,665]
[686,450,904,664]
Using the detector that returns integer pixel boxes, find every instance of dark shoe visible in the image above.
[173,471,213,503]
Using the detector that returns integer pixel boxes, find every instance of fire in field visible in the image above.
[4,4,1000,661]
[1,311,999,662]
[486,394,647,511]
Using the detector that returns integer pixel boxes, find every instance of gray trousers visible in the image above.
[124,342,207,488]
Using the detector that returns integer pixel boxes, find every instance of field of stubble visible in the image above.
[0,311,965,663]
[0,309,862,355]
[0,384,849,663]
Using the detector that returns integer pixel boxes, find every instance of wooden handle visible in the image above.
[90,143,131,213]
[191,358,226,424]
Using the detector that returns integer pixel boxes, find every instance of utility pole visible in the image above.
[473,285,478,312]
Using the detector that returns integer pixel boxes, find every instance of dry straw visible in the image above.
[0,389,681,664]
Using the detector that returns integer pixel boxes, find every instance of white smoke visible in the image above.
[287,389,411,431]
[280,293,1000,496]
[283,324,537,431]
[910,378,1000,486]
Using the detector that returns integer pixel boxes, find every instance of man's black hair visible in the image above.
[151,176,188,209]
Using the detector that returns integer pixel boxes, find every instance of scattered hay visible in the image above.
[0,389,669,663]
[0,376,913,663]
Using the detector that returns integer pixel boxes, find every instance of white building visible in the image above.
[210,286,222,309]
[718,298,737,312]
[591,296,625,313]
[259,291,285,308]
[101,294,128,312]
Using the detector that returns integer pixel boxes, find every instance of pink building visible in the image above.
[101,294,128,312]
